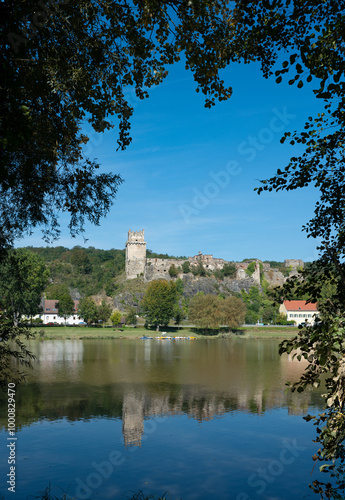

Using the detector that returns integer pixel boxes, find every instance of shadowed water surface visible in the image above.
[0,338,326,499]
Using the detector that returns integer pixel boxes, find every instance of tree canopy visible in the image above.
[1,0,235,250]
[98,300,113,326]
[142,279,178,330]
[78,296,98,325]
[188,293,223,331]
[0,249,47,389]
[110,309,122,327]
[57,292,75,325]
[0,248,49,323]
[220,295,246,331]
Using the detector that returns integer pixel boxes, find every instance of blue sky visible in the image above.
[18,58,322,263]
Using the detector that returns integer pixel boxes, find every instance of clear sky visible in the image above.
[18,58,322,263]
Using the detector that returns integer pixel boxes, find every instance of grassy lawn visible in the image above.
[31,325,298,339]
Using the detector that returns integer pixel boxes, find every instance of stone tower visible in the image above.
[125,229,147,279]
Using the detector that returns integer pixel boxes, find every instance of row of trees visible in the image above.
[77,297,137,328]
[141,279,246,332]
[78,297,117,327]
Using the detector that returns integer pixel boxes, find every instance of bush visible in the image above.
[182,261,191,273]
[246,262,256,276]
[32,317,43,325]
[168,264,178,277]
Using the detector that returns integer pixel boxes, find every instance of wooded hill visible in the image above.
[22,245,286,290]
[22,246,126,298]
[20,246,189,299]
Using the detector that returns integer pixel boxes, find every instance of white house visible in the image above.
[37,299,83,325]
[279,300,319,326]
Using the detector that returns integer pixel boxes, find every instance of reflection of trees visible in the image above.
[0,339,325,444]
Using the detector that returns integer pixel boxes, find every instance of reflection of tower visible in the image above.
[125,229,147,279]
[122,392,144,447]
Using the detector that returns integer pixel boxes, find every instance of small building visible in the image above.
[279,300,319,326]
[37,299,83,325]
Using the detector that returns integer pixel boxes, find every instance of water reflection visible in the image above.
[0,339,324,449]
[0,338,328,500]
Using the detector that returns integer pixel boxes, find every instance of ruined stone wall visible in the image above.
[188,251,226,270]
[124,228,304,288]
[284,259,304,269]
[145,258,186,280]
[263,269,286,287]
[235,261,261,285]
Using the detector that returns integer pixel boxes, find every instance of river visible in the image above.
[0,338,326,499]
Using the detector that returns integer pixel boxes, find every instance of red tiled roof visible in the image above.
[283,300,318,311]
[44,299,79,313]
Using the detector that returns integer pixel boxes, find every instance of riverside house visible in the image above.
[279,300,319,326]
[37,299,83,325]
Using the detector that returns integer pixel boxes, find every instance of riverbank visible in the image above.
[31,325,298,340]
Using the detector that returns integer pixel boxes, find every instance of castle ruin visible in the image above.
[125,229,147,279]
[125,229,266,285]
[125,229,303,287]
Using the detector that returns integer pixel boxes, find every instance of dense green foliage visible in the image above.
[78,297,99,326]
[168,264,178,277]
[221,296,246,331]
[142,280,178,330]
[110,309,122,326]
[188,293,223,331]
[0,313,35,391]
[2,0,239,251]
[98,300,113,327]
[125,307,138,326]
[241,286,282,325]
[57,292,75,325]
[188,293,246,332]
[219,263,237,278]
[23,246,125,297]
[0,249,47,390]
[181,261,191,274]
[0,249,49,323]
[147,249,186,260]
[191,262,207,277]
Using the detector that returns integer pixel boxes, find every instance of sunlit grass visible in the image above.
[30,324,297,339]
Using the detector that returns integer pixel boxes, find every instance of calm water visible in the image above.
[0,338,326,500]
